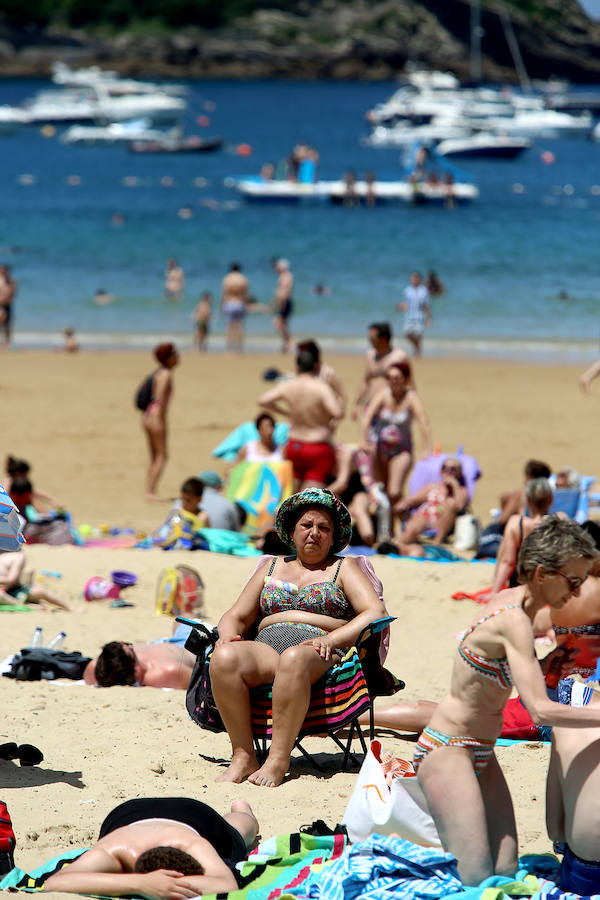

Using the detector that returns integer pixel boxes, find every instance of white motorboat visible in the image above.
[0,105,32,132]
[225,176,478,205]
[364,119,472,148]
[52,62,188,97]
[61,119,178,145]
[1,84,186,126]
[436,132,531,159]
[483,109,593,139]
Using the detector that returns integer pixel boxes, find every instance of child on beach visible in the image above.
[192,292,212,350]
[4,456,61,517]
[0,551,71,611]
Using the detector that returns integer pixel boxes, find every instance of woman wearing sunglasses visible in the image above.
[392,456,468,552]
[413,516,600,886]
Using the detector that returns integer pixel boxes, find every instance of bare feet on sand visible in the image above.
[215,750,259,784]
[247,756,288,788]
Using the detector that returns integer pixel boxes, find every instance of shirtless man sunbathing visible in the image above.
[83,641,195,689]
[546,688,600,895]
[43,796,258,898]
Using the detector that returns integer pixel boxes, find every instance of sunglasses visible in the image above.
[552,570,588,592]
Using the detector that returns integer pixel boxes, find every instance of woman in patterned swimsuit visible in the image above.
[413,517,600,886]
[209,488,385,788]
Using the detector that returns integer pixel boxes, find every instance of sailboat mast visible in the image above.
[470,0,483,83]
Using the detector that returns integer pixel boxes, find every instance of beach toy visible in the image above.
[110,570,138,589]
[84,577,120,602]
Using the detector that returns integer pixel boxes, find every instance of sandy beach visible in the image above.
[2,349,598,890]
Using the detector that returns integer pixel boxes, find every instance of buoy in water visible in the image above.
[41,124,56,138]
[160,176,174,187]
[541,150,555,165]
[512,183,525,194]
[123,176,139,187]
[18,174,35,185]
[66,174,81,186]
[237,143,252,156]
[197,115,211,128]
[193,177,207,188]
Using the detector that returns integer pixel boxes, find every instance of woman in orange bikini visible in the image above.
[413,517,600,886]
[140,342,179,501]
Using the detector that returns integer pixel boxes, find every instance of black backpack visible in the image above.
[134,371,156,411]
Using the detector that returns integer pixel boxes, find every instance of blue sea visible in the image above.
[1,78,599,360]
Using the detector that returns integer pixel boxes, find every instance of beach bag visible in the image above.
[156,565,205,618]
[475,522,504,559]
[342,740,441,847]
[453,513,480,552]
[184,626,224,733]
[3,648,91,682]
[0,800,15,875]
[134,371,155,412]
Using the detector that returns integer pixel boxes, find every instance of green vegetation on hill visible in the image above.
[0,0,296,29]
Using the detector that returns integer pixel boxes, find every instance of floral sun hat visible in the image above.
[275,488,352,554]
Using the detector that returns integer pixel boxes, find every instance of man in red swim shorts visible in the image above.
[258,346,341,489]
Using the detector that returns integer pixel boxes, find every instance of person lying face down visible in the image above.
[42,796,258,898]
[83,640,196,690]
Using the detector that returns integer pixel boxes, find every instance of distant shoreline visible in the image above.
[12,330,600,364]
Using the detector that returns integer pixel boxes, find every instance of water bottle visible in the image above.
[46,631,66,650]
[29,627,43,648]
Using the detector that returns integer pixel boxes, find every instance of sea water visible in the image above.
[1,78,599,360]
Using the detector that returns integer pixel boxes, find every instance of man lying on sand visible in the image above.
[43,796,258,898]
[84,641,195,689]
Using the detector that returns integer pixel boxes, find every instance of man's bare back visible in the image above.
[259,374,341,443]
[84,642,195,689]
[43,798,258,898]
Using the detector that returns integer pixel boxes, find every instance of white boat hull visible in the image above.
[226,178,478,205]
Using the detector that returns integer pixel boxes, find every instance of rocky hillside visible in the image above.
[0,0,599,82]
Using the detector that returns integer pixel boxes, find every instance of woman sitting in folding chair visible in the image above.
[209,488,386,787]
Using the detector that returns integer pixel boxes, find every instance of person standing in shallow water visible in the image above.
[139,342,179,501]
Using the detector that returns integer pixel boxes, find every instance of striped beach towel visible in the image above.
[250,648,371,739]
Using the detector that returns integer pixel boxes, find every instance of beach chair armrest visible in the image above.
[355,616,396,648]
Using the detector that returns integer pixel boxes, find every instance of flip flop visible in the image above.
[17,744,43,767]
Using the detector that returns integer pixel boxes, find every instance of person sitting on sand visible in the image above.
[43,796,258,898]
[230,413,283,468]
[496,459,552,529]
[392,457,468,552]
[60,328,79,353]
[546,685,600,895]
[84,640,196,689]
[491,477,559,594]
[4,455,61,517]
[209,488,385,787]
[0,551,71,611]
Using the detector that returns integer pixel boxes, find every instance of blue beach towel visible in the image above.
[213,422,289,461]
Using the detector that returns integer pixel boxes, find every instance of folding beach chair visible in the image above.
[183,616,404,772]
[548,476,596,524]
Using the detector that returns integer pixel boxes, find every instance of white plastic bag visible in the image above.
[453,514,480,552]
[342,739,441,847]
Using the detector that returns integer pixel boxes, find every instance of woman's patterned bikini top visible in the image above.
[457,605,521,689]
[259,556,353,620]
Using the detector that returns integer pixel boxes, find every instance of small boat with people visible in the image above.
[225,175,478,205]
